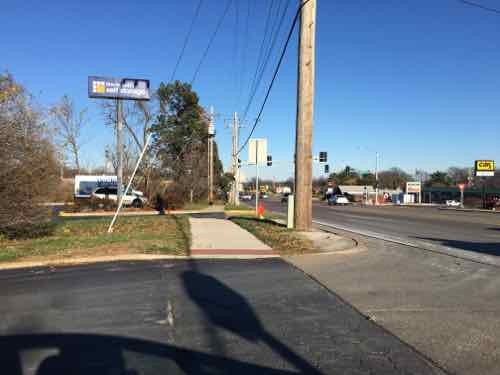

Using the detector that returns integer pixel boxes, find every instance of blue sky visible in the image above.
[2,0,499,180]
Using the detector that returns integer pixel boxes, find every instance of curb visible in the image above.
[59,209,225,218]
[438,207,499,214]
[0,253,281,270]
[264,215,360,254]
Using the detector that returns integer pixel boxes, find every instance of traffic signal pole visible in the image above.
[294,0,316,231]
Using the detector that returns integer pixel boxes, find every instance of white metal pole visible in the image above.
[255,140,259,215]
[116,99,124,205]
[375,152,379,205]
[108,133,152,233]
[234,112,240,206]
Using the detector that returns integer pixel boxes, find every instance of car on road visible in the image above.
[260,193,269,199]
[445,200,461,207]
[239,192,253,201]
[92,187,147,208]
[328,194,350,206]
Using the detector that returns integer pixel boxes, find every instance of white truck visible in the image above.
[74,175,147,207]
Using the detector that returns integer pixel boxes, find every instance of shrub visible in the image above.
[0,220,57,240]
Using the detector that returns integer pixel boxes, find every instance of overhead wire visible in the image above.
[169,0,204,83]
[457,0,500,14]
[244,0,276,110]
[237,0,252,109]
[190,0,233,85]
[232,0,240,110]
[236,0,311,156]
[241,0,292,121]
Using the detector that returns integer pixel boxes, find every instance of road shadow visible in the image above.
[228,216,287,228]
[181,264,323,375]
[487,227,500,231]
[414,236,500,257]
[0,333,299,375]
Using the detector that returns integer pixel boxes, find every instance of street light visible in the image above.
[357,146,380,205]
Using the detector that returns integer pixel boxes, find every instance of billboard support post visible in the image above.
[116,99,123,205]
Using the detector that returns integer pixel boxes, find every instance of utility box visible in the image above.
[287,195,294,229]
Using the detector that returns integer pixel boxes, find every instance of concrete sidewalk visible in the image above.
[189,217,276,257]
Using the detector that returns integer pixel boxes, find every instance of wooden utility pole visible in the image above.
[294,0,316,231]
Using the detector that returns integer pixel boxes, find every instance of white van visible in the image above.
[74,175,117,199]
[74,175,147,207]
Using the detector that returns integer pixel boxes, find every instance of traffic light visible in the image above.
[324,164,329,174]
[238,158,241,167]
[267,155,272,166]
[319,151,327,163]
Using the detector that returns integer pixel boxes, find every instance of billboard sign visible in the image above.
[248,138,268,165]
[406,181,421,194]
[88,76,150,100]
[475,160,495,177]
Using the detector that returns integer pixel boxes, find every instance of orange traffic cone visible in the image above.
[258,202,265,220]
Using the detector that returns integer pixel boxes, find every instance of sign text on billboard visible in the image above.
[88,76,150,101]
[475,160,495,177]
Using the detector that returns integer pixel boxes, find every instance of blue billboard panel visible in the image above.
[88,76,150,100]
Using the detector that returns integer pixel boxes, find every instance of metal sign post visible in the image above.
[249,138,267,216]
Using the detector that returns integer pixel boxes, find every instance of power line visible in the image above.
[244,1,276,110]
[170,0,204,83]
[241,0,292,121]
[232,0,240,110]
[457,0,500,14]
[237,0,252,109]
[237,0,311,156]
[190,0,233,85]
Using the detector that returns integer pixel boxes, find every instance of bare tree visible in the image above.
[50,95,87,172]
[0,73,59,236]
[101,99,157,193]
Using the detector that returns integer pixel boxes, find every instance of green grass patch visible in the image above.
[0,215,190,262]
[231,217,315,255]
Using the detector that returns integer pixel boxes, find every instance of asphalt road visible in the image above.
[0,259,445,375]
[260,198,500,265]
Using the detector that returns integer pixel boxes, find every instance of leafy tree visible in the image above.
[329,166,359,185]
[426,171,453,187]
[359,173,376,186]
[151,81,223,202]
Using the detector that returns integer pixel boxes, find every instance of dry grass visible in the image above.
[0,215,190,262]
[230,217,315,255]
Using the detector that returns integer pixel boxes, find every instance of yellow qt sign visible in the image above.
[475,160,495,171]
